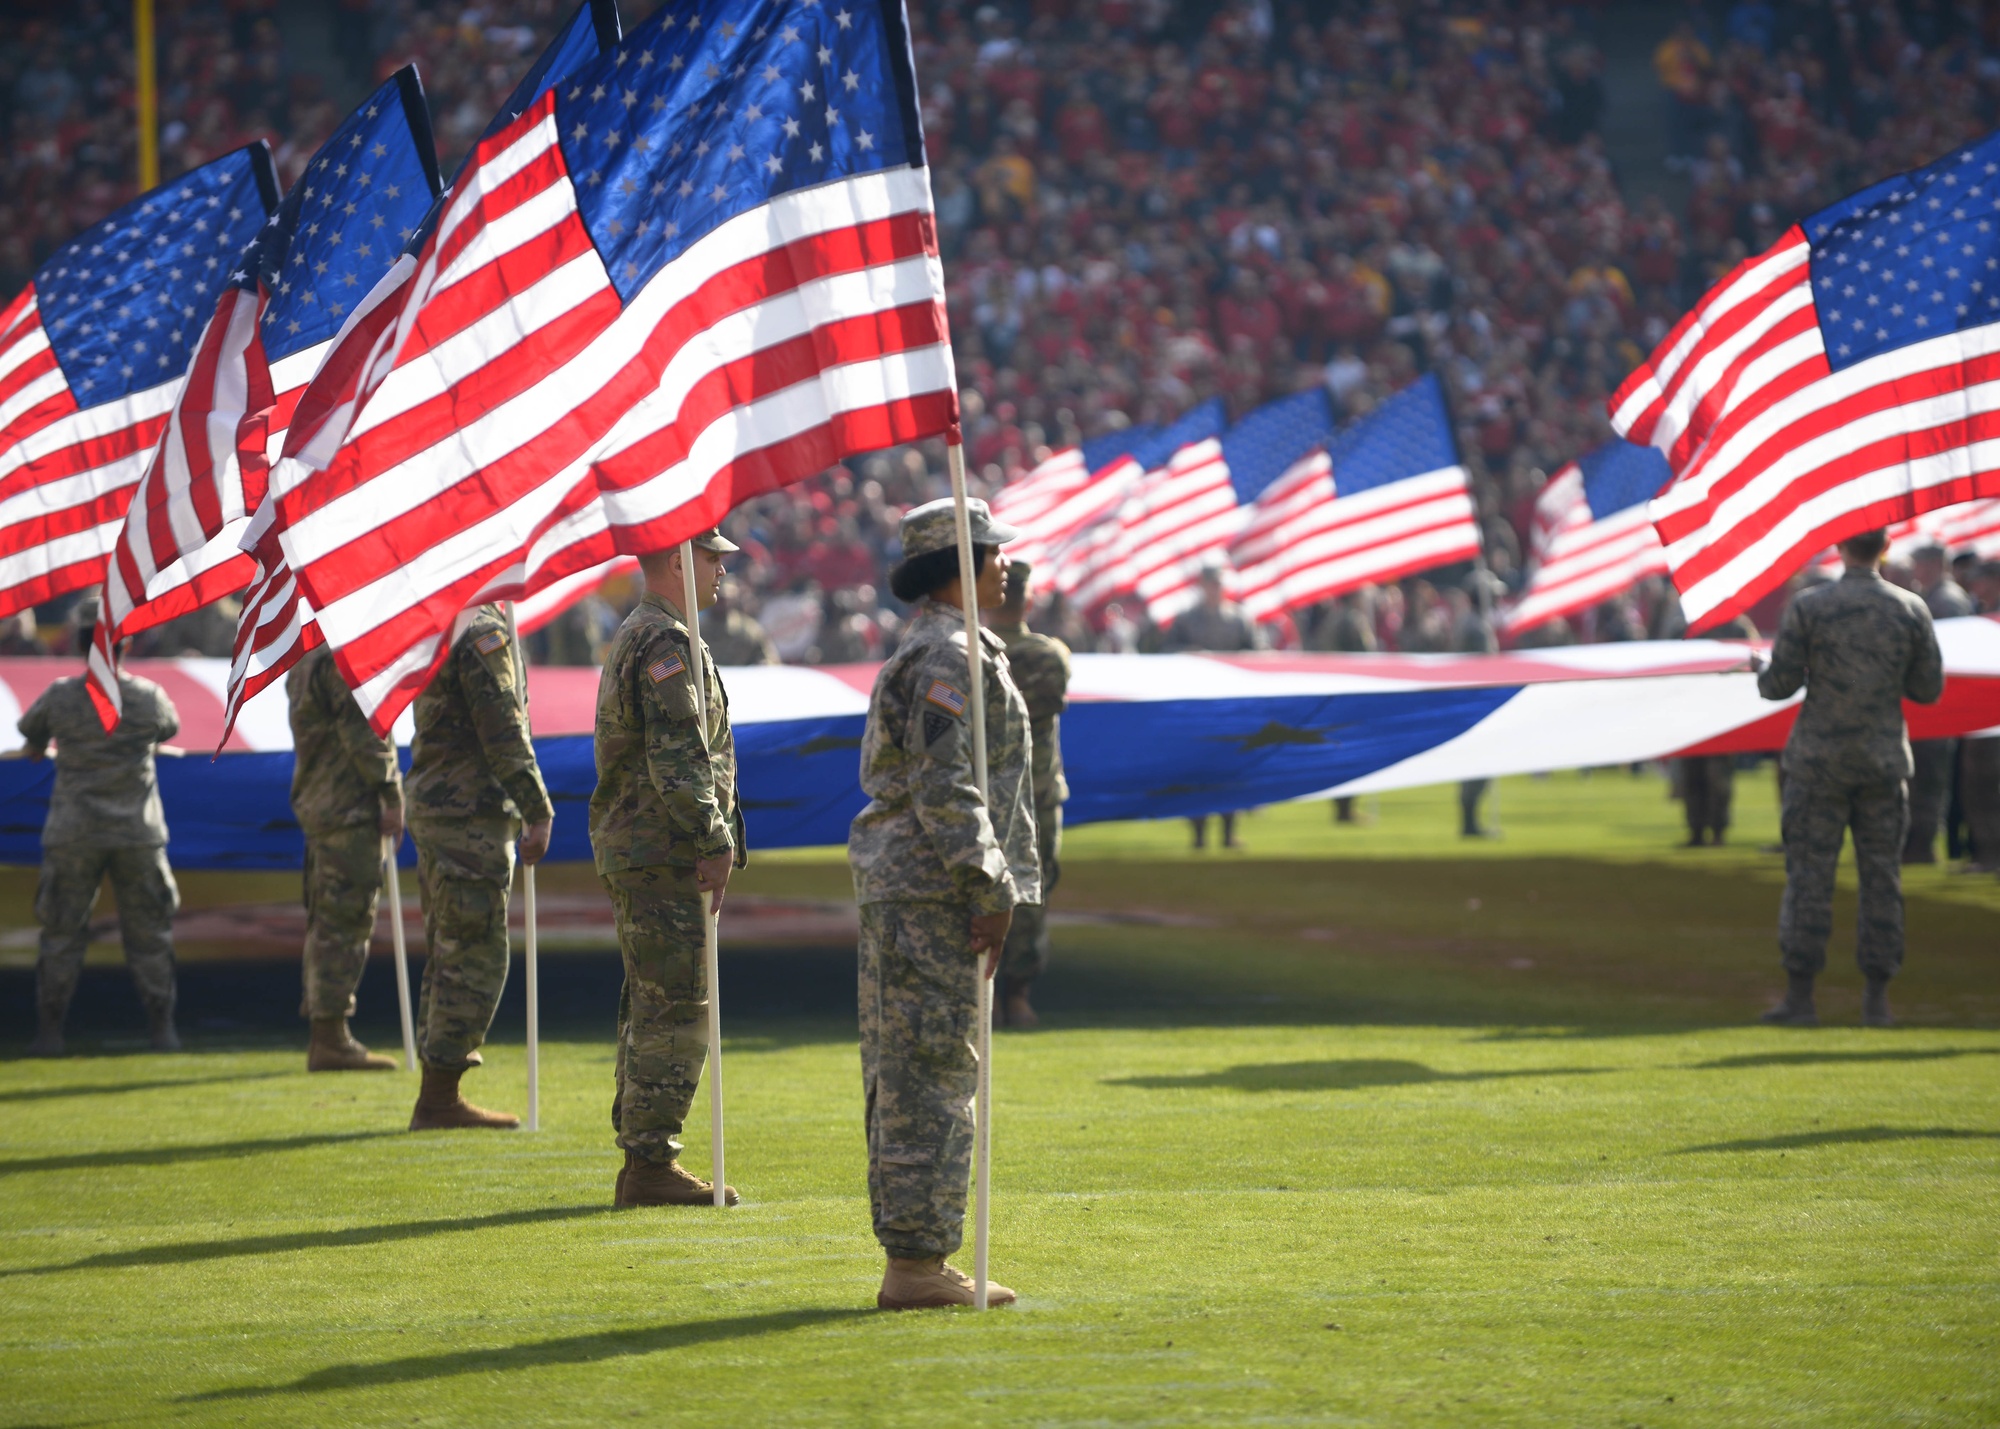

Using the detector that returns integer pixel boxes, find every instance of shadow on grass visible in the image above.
[2,1204,619,1279]
[0,1069,296,1104]
[0,1129,400,1177]
[183,1307,873,1400]
[1104,1058,1610,1092]
[1690,1047,2000,1071]
[1676,1126,2000,1154]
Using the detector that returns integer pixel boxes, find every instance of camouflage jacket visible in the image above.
[989,617,1069,820]
[18,673,179,848]
[700,607,780,666]
[287,646,401,836]
[1758,568,1944,783]
[590,591,744,875]
[849,602,1040,913]
[406,605,553,825]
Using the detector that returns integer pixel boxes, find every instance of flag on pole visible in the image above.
[88,69,440,724]
[222,0,622,732]
[0,147,278,617]
[1234,374,1479,620]
[992,424,1154,566]
[1500,440,1672,638]
[250,0,955,734]
[1055,401,1224,612]
[1612,129,2000,632]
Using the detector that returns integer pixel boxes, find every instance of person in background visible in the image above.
[1167,566,1262,850]
[1676,614,1760,847]
[19,596,183,1056]
[1903,543,1972,863]
[1311,588,1376,823]
[1959,559,2000,873]
[1450,583,1499,838]
[1754,530,1942,1029]
[700,576,780,666]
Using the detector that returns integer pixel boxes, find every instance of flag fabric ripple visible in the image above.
[1501,440,1673,638]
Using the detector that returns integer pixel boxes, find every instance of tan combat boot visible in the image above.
[307,1017,397,1072]
[877,1256,1016,1310]
[408,1064,520,1130]
[615,1151,740,1207]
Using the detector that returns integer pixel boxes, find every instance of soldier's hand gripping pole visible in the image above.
[947,439,996,1311]
[383,837,417,1071]
[680,539,728,1206]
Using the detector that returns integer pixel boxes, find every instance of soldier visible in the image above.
[287,644,404,1072]
[1903,543,1973,863]
[987,559,1069,1030]
[1310,589,1376,823]
[1676,615,1759,847]
[1754,530,1943,1028]
[405,604,553,1129]
[591,530,745,1208]
[20,596,182,1056]
[1166,566,1262,849]
[850,497,1038,1310]
[1962,560,2000,873]
[699,575,780,666]
[1449,583,1499,839]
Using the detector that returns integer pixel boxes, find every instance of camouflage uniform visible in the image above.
[406,605,552,1070]
[18,673,182,1030]
[1757,568,1943,979]
[590,590,744,1164]
[849,600,1040,1259]
[988,615,1068,983]
[700,605,779,666]
[1904,576,1974,861]
[288,646,403,1020]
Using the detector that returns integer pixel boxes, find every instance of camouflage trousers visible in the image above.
[1000,833,1059,982]
[1779,775,1908,981]
[35,843,179,1025]
[858,899,981,1260]
[1679,755,1735,840]
[1905,739,1956,861]
[603,865,709,1164]
[411,816,516,1071]
[299,825,386,1020]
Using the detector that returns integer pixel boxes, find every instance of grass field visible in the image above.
[2,768,1997,1426]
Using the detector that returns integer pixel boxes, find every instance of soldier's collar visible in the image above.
[640,589,693,629]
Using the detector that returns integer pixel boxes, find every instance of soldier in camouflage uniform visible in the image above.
[850,498,1039,1310]
[987,559,1068,1030]
[1755,531,1943,1028]
[20,596,183,1056]
[404,604,553,1129]
[699,576,780,666]
[287,645,404,1071]
[591,530,746,1208]
[1903,544,1973,862]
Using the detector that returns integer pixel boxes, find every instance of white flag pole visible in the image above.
[524,863,540,1131]
[679,541,728,1206]
[946,438,995,1311]
[382,836,416,1071]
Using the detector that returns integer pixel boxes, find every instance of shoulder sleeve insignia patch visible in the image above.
[648,652,688,683]
[474,630,508,655]
[923,680,967,716]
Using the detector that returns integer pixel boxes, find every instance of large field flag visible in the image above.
[1612,130,2000,631]
[1501,440,1673,638]
[222,0,622,730]
[0,148,279,616]
[87,71,441,725]
[250,0,955,732]
[1235,374,1480,620]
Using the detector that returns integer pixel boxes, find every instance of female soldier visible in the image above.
[849,497,1041,1310]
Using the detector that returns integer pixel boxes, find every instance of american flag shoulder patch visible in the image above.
[924,680,967,716]
[648,652,688,684]
[474,631,508,655]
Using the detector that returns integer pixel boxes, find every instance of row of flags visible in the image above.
[4,0,2000,741]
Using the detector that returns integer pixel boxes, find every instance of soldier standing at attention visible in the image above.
[1166,566,1262,849]
[851,498,1039,1310]
[405,604,553,1129]
[986,558,1069,1030]
[1755,530,1943,1028]
[20,596,183,1056]
[699,575,780,666]
[591,530,745,1208]
[287,645,405,1071]
[1902,542,1973,863]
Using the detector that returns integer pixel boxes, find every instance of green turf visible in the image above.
[2,769,1997,1426]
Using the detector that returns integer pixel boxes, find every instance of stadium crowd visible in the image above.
[5,0,2000,665]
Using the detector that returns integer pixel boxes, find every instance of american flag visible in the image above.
[88,71,440,724]
[1501,440,1672,639]
[992,423,1155,569]
[222,0,620,733]
[1612,130,2000,632]
[1235,374,1479,621]
[251,0,954,733]
[0,147,278,617]
[1055,401,1223,612]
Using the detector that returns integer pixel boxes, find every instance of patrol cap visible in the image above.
[688,527,740,554]
[899,497,1019,561]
